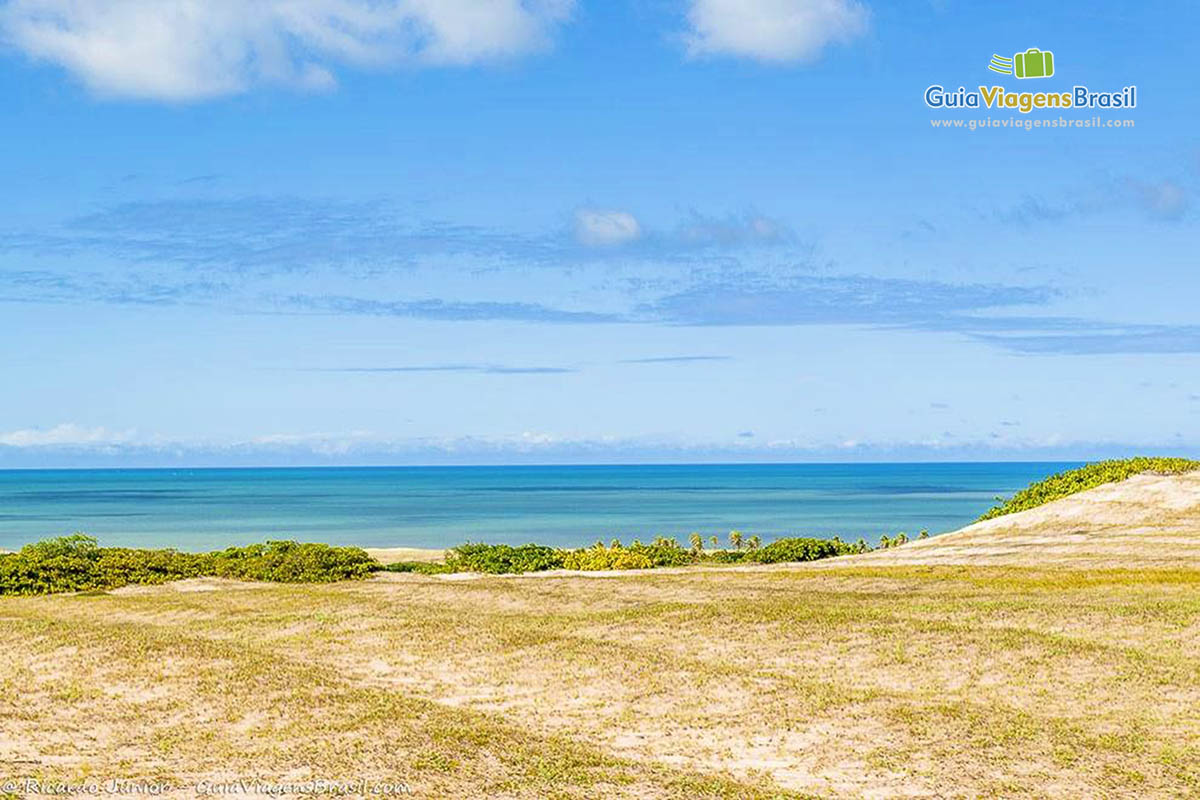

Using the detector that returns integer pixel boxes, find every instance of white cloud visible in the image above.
[573,208,642,247]
[0,0,575,100]
[0,423,135,447]
[683,0,868,62]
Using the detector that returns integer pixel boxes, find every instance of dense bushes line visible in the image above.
[0,535,377,596]
[4,525,934,592]
[4,530,920,594]
[386,530,929,576]
[977,457,1200,522]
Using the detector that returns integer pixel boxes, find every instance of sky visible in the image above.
[0,0,1197,467]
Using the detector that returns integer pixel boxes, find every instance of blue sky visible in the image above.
[1,0,1197,466]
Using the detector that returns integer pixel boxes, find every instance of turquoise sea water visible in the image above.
[0,463,1076,552]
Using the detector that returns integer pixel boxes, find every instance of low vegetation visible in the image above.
[0,535,376,596]
[443,542,565,574]
[381,560,453,575]
[978,456,1200,521]
[2,528,940,593]
[440,532,926,574]
[743,535,864,563]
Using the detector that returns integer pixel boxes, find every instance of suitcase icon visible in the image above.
[1014,48,1054,79]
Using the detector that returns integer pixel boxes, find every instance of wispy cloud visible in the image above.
[0,197,795,278]
[618,355,732,363]
[7,264,1200,355]
[0,423,136,448]
[970,325,1200,355]
[280,293,623,324]
[304,364,575,375]
[640,274,1055,326]
[1126,179,1189,220]
[0,269,230,306]
[5,196,1199,356]
[995,176,1192,225]
[672,211,794,247]
[682,0,869,63]
[1,197,548,276]
[0,0,575,100]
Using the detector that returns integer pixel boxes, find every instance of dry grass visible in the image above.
[2,565,1199,798]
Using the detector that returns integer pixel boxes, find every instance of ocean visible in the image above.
[0,462,1074,552]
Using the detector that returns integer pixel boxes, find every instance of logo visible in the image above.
[989,48,1055,79]
[923,44,1136,116]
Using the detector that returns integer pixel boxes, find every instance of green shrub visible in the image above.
[560,537,697,571]
[561,544,654,570]
[633,537,697,567]
[977,457,1200,521]
[382,560,453,575]
[700,550,748,564]
[444,543,565,574]
[743,536,857,564]
[206,541,376,582]
[95,546,209,585]
[0,536,377,596]
[0,534,207,595]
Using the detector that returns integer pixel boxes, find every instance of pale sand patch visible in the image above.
[364,546,445,564]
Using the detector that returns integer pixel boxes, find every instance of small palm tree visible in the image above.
[709,535,719,548]
[747,535,761,551]
[729,530,744,550]
[918,529,929,539]
[689,532,704,553]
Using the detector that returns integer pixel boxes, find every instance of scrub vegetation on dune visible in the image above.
[978,456,1200,521]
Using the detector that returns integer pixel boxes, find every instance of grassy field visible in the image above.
[3,564,1199,798]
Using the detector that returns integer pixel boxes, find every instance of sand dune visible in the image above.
[839,471,1200,569]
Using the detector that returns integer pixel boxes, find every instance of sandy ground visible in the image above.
[838,471,1200,569]
[364,546,445,564]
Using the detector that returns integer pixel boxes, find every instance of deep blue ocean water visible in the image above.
[0,463,1077,552]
